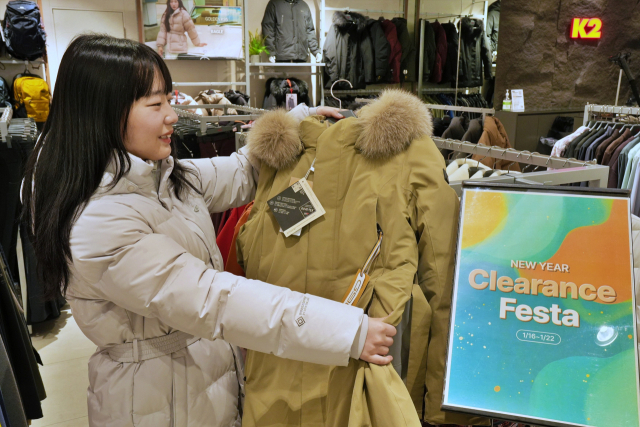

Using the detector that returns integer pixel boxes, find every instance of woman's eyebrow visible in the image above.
[148,89,167,96]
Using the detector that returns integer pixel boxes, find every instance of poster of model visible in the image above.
[443,185,640,427]
[143,1,243,60]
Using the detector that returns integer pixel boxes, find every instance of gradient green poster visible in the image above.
[443,186,640,427]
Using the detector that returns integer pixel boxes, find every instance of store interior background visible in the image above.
[5,1,639,426]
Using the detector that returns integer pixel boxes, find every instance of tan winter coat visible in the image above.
[237,90,488,426]
[66,148,366,427]
[156,8,201,54]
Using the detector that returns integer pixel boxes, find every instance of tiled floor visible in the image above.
[30,305,95,427]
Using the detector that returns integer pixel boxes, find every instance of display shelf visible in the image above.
[173,81,248,87]
[250,62,325,67]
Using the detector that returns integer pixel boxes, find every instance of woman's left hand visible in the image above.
[199,43,208,47]
[316,106,344,120]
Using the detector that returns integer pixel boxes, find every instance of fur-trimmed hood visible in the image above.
[460,17,484,39]
[332,11,368,33]
[246,89,433,169]
[270,78,309,101]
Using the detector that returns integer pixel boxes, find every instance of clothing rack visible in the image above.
[583,104,640,126]
[324,6,405,15]
[172,104,265,135]
[0,107,13,143]
[433,138,610,195]
[331,88,392,95]
[173,82,248,87]
[425,104,495,119]
[421,87,481,94]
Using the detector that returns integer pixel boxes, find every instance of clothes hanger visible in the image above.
[330,79,353,110]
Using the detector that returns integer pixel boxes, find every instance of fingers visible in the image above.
[384,323,397,337]
[365,354,393,366]
[383,336,393,347]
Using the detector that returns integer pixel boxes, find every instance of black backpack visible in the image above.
[3,1,46,61]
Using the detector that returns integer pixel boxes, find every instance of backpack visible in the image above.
[13,74,49,122]
[3,0,46,61]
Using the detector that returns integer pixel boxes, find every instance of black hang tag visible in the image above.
[268,182,317,234]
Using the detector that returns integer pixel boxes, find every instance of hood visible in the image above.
[460,17,484,39]
[246,89,434,168]
[488,0,500,12]
[332,11,367,33]
[391,17,408,32]
[270,78,309,103]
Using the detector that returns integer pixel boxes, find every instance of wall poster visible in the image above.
[143,1,243,60]
[444,184,639,427]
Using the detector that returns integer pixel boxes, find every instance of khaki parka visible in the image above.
[237,90,489,426]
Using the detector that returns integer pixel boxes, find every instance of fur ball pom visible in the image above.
[246,109,302,170]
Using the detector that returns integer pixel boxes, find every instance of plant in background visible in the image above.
[249,30,270,57]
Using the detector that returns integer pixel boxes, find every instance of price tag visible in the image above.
[268,177,325,237]
[511,89,525,112]
[342,269,370,306]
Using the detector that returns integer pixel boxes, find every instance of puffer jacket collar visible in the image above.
[94,153,175,208]
[460,17,483,39]
[332,11,368,33]
[247,89,433,168]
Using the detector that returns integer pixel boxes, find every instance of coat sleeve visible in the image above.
[183,148,258,214]
[261,1,277,55]
[323,25,339,85]
[70,201,365,367]
[372,23,391,82]
[481,30,493,79]
[304,8,320,55]
[156,13,167,47]
[182,10,201,46]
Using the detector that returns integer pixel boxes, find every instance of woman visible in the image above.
[22,35,395,427]
[156,0,206,56]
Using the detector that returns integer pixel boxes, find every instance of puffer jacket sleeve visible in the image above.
[181,9,201,47]
[371,21,390,82]
[481,30,492,79]
[304,9,320,55]
[156,13,167,47]
[261,1,277,56]
[70,200,365,367]
[323,25,339,85]
[407,136,481,425]
[184,149,257,214]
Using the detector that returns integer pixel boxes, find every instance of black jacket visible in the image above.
[420,20,436,81]
[323,11,368,89]
[441,22,458,84]
[487,0,500,52]
[262,77,311,109]
[391,18,416,82]
[261,0,320,62]
[361,19,390,84]
[456,17,492,88]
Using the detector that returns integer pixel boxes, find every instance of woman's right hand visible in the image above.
[158,46,164,56]
[359,317,396,365]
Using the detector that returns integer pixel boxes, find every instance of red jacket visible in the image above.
[380,19,402,83]
[430,21,448,83]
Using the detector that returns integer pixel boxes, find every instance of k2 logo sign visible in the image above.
[571,18,602,39]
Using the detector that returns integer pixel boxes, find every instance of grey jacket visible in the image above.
[261,0,320,61]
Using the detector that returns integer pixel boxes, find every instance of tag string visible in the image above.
[304,158,316,180]
[362,224,383,275]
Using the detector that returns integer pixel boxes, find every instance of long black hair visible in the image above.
[164,0,187,33]
[21,34,200,300]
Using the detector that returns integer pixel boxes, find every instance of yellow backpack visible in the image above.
[13,75,50,122]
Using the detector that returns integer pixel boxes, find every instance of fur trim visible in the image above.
[332,11,367,32]
[246,109,302,169]
[356,89,433,159]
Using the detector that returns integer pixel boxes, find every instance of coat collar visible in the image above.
[94,153,175,206]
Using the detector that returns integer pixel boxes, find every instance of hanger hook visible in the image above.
[330,79,353,110]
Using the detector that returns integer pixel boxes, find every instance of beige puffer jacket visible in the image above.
[156,9,201,54]
[66,148,366,427]
[195,90,238,116]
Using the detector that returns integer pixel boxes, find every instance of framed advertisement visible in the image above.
[443,183,640,427]
[143,2,243,60]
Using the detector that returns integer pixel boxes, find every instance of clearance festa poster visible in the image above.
[443,186,640,427]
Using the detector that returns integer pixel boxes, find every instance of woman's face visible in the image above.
[170,0,179,10]
[123,76,177,161]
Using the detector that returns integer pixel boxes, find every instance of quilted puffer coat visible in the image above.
[66,144,366,427]
[236,90,488,426]
[156,9,201,54]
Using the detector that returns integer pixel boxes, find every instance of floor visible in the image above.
[30,305,95,427]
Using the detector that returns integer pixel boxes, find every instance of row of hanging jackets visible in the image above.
[435,114,521,171]
[323,12,416,89]
[419,17,493,88]
[551,121,640,197]
[170,89,249,117]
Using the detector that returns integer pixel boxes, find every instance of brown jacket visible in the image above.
[237,90,489,426]
[472,116,521,171]
[156,9,201,54]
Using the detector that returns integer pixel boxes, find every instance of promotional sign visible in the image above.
[443,185,639,427]
[570,18,603,39]
[145,5,243,60]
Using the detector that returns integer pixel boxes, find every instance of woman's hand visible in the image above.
[316,106,344,120]
[360,317,396,365]
[199,43,208,47]
[157,46,164,56]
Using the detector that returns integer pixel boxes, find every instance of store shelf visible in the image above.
[250,62,325,67]
[0,58,44,64]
